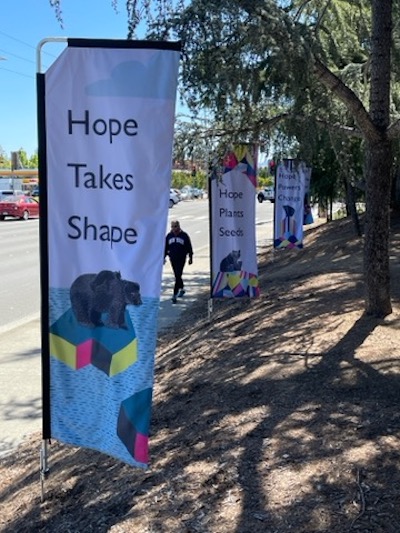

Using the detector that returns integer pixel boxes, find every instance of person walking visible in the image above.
[164,220,193,303]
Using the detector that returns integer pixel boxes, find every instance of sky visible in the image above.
[0,0,144,158]
[0,1,269,167]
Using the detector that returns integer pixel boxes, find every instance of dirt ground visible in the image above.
[2,214,400,533]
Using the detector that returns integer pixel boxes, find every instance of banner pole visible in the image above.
[208,298,213,322]
[36,38,181,468]
[40,439,50,502]
[37,37,68,500]
[208,160,213,322]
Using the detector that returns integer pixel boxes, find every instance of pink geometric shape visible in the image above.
[233,281,245,296]
[134,433,149,464]
[223,152,238,170]
[76,338,94,369]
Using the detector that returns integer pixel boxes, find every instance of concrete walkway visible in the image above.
[0,213,278,457]
[0,247,211,458]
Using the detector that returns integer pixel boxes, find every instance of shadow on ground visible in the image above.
[1,215,400,532]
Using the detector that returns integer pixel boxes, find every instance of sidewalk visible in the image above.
[0,249,210,458]
[0,317,41,457]
[0,215,273,457]
[158,245,210,330]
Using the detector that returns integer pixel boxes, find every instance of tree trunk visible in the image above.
[344,178,362,237]
[364,138,392,316]
[363,0,393,317]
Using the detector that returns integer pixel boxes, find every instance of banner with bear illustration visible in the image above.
[274,159,308,249]
[37,39,180,467]
[210,145,260,298]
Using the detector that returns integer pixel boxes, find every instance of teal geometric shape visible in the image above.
[50,308,136,354]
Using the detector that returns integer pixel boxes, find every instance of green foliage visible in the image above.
[0,147,9,168]
[173,118,212,169]
[52,1,396,209]
[48,1,400,314]
[171,170,191,189]
[257,166,274,188]
[132,0,379,206]
[171,169,207,190]
[0,147,37,169]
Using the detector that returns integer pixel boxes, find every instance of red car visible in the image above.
[0,195,39,221]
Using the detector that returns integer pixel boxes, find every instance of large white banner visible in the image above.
[39,40,180,467]
[274,159,307,249]
[211,145,260,298]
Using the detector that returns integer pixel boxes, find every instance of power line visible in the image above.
[0,47,36,64]
[0,66,33,79]
[0,29,36,47]
[0,29,58,58]
[0,39,54,73]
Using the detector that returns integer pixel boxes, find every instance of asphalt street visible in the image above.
[0,243,212,458]
[0,203,274,458]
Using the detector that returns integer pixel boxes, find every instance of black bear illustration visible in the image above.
[220,250,242,272]
[70,270,142,329]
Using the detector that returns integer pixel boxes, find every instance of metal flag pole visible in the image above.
[208,161,214,322]
[36,36,68,502]
[40,440,50,502]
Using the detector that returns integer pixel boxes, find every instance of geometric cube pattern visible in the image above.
[49,306,150,464]
[117,388,152,465]
[223,145,257,187]
[49,308,138,377]
[212,270,260,298]
[50,334,138,376]
[274,211,303,249]
[274,234,304,249]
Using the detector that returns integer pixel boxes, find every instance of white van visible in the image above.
[257,186,275,203]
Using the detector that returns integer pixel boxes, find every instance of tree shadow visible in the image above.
[2,215,400,531]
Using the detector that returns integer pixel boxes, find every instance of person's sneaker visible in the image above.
[178,289,186,298]
[172,296,177,304]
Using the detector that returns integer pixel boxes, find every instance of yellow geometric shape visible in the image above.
[109,338,138,377]
[234,145,252,165]
[50,333,77,369]
[227,273,241,289]
[277,240,289,248]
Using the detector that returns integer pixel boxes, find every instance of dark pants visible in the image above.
[171,259,185,295]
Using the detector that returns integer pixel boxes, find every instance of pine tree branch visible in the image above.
[180,112,363,142]
[313,57,380,143]
[315,0,333,34]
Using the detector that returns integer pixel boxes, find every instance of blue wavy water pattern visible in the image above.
[48,288,159,467]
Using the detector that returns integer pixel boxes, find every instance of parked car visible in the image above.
[180,186,194,199]
[0,195,39,220]
[257,186,275,203]
[0,189,25,201]
[169,189,180,208]
[31,187,40,199]
[192,188,205,199]
[172,188,182,202]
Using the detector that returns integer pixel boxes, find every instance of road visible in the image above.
[0,219,40,334]
[0,197,274,456]
[0,198,274,333]
[160,197,273,327]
